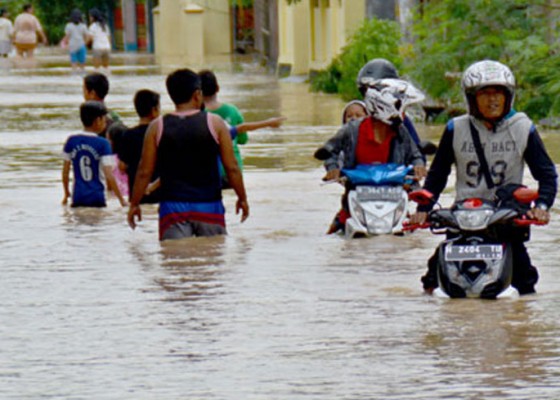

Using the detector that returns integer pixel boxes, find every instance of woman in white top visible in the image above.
[0,8,13,57]
[88,8,111,70]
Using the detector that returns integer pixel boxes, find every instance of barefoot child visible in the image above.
[62,101,126,208]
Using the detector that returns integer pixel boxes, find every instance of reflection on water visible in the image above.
[1,63,560,399]
[156,237,227,302]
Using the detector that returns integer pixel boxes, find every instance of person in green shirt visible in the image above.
[199,70,246,173]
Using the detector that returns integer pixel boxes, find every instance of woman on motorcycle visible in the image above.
[410,60,557,295]
[315,78,427,234]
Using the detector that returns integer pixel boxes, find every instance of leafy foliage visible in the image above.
[230,0,253,7]
[408,0,560,119]
[310,17,403,101]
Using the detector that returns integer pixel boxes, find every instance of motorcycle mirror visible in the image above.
[409,189,434,205]
[513,187,539,204]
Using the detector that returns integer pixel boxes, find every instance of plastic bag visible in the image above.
[342,163,412,185]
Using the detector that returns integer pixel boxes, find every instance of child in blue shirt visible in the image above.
[62,101,126,208]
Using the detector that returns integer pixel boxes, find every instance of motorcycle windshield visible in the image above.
[342,163,412,186]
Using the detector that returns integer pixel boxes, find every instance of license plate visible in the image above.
[356,186,402,201]
[444,244,503,261]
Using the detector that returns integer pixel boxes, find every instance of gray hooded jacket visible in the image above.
[322,118,425,172]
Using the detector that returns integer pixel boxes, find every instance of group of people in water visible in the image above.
[61,58,557,296]
[0,4,111,71]
[62,70,284,238]
[61,7,112,72]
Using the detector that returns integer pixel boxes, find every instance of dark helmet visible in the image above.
[357,59,399,96]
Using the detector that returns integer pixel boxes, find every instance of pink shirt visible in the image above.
[14,13,43,44]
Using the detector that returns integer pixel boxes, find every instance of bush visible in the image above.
[310,17,403,101]
[407,0,560,120]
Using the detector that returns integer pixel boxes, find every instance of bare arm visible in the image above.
[62,160,71,205]
[36,17,47,44]
[236,117,286,133]
[212,114,249,222]
[102,165,126,207]
[128,121,158,228]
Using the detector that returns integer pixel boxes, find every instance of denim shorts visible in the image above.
[70,45,87,64]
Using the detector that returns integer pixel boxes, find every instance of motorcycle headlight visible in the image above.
[350,197,366,225]
[454,209,494,231]
[392,198,406,226]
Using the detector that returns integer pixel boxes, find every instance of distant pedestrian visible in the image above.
[88,8,111,71]
[13,4,47,59]
[83,72,120,137]
[0,8,13,58]
[62,9,89,72]
[62,101,126,208]
[199,69,246,186]
[116,89,161,204]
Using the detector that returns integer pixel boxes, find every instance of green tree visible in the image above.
[29,0,115,43]
[408,0,560,120]
[310,17,403,101]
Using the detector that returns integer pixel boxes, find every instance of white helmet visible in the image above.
[461,60,515,120]
[364,78,425,125]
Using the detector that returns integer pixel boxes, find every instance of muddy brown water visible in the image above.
[1,63,560,399]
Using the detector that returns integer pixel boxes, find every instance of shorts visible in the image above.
[15,42,36,53]
[92,49,110,62]
[159,200,226,241]
[161,220,226,241]
[70,45,87,64]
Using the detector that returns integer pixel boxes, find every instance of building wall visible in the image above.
[153,0,233,67]
[277,0,365,76]
[190,0,232,56]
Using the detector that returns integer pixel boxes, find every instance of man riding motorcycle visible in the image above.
[409,60,557,295]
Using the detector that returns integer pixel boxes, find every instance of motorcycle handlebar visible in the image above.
[513,217,548,227]
[402,221,431,232]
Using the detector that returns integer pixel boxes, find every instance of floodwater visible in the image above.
[1,60,560,400]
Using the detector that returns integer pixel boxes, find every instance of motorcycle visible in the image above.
[405,186,546,299]
[332,163,416,238]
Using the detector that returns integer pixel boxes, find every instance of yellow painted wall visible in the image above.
[153,0,232,68]
[190,0,232,56]
[278,0,365,75]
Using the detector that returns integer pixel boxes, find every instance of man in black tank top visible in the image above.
[127,69,249,240]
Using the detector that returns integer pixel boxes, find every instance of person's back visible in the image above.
[157,111,221,202]
[88,8,111,70]
[0,10,13,57]
[0,13,12,40]
[14,5,42,45]
[117,89,160,203]
[63,133,112,206]
[62,101,125,208]
[65,19,88,53]
[83,72,119,137]
[199,69,246,170]
[127,69,249,241]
